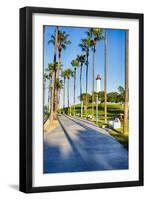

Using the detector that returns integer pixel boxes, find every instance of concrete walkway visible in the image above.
[44,114,128,173]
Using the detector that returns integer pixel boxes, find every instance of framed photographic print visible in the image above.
[19,7,144,193]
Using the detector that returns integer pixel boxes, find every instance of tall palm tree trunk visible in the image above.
[49,77,52,114]
[85,54,89,118]
[123,30,129,134]
[80,64,83,117]
[80,64,82,100]
[50,27,58,121]
[58,90,61,113]
[48,86,50,113]
[104,31,107,124]
[67,78,70,115]
[56,52,61,110]
[43,81,45,108]
[57,52,61,78]
[63,78,65,112]
[74,68,76,116]
[92,47,95,119]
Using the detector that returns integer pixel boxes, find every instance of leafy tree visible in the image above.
[118,85,124,94]
[93,91,105,103]
[98,91,105,103]
[79,93,92,106]
[107,92,119,103]
[117,85,125,102]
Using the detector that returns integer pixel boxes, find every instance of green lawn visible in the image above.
[108,128,128,149]
[71,103,124,122]
[60,103,128,149]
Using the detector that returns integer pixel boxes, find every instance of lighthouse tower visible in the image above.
[96,74,101,93]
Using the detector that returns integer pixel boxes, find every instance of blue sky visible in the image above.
[43,26,125,107]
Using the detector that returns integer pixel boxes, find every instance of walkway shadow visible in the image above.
[44,116,128,174]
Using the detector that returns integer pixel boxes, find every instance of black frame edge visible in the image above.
[19,7,27,192]
[139,14,144,186]
[21,6,143,19]
[19,7,33,193]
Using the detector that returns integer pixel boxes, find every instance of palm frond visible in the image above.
[48,39,55,45]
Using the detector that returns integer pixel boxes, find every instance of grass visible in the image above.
[59,103,128,150]
[108,128,128,149]
[72,103,124,122]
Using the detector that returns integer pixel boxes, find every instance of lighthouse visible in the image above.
[96,74,101,123]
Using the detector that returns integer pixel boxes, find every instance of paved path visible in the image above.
[44,114,128,173]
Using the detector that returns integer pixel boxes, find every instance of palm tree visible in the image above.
[86,28,103,119]
[45,63,54,113]
[76,54,86,117]
[48,27,58,120]
[71,59,80,116]
[55,78,63,112]
[123,30,129,134]
[61,69,68,112]
[104,30,107,124]
[66,68,73,114]
[55,62,63,110]
[57,30,71,77]
[43,26,46,108]
[50,30,71,112]
[43,72,48,111]
[79,38,91,118]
